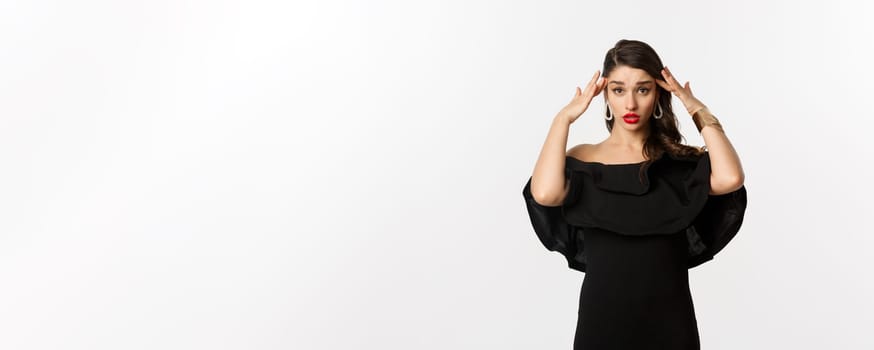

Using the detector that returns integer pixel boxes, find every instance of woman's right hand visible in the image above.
[559,70,606,124]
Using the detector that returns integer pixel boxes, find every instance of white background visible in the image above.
[1,0,872,349]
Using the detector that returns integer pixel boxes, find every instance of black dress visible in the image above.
[522,151,747,350]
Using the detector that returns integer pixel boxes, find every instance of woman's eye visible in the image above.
[638,88,650,94]
[612,88,623,94]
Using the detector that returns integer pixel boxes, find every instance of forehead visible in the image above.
[606,65,654,84]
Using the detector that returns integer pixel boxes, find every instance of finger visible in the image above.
[586,79,605,100]
[663,66,681,86]
[585,70,600,91]
[666,73,680,87]
[589,70,600,84]
[659,69,677,89]
[684,81,691,91]
[576,86,582,96]
[595,77,606,94]
[589,79,602,97]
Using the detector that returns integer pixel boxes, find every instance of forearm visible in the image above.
[694,108,745,194]
[530,113,572,206]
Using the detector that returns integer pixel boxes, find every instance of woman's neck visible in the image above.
[605,128,648,150]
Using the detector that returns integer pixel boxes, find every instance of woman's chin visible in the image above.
[618,119,648,130]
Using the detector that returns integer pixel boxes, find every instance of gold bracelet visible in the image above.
[691,107,724,133]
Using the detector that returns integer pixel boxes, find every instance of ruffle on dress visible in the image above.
[522,152,747,272]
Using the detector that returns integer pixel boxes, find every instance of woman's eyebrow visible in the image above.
[608,80,654,85]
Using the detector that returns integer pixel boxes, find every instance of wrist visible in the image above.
[554,112,574,126]
[679,97,706,115]
[685,102,706,116]
[691,107,724,133]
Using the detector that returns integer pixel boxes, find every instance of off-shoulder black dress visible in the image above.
[522,151,747,350]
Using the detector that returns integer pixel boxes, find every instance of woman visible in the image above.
[522,39,747,349]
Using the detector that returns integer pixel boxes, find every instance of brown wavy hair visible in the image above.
[601,40,703,179]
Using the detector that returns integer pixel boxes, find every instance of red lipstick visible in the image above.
[623,112,640,124]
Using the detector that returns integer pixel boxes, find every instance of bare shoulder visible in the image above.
[566,143,595,161]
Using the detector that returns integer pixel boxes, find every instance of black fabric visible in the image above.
[522,151,747,272]
[573,227,701,349]
[521,151,747,349]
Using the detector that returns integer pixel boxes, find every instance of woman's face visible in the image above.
[604,65,659,130]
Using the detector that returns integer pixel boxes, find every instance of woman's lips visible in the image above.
[623,113,640,124]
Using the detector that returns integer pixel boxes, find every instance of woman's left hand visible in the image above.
[656,66,706,115]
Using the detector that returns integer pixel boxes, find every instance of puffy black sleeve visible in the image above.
[684,154,749,268]
[521,167,588,272]
[685,185,748,268]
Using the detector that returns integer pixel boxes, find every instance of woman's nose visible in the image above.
[625,96,637,111]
